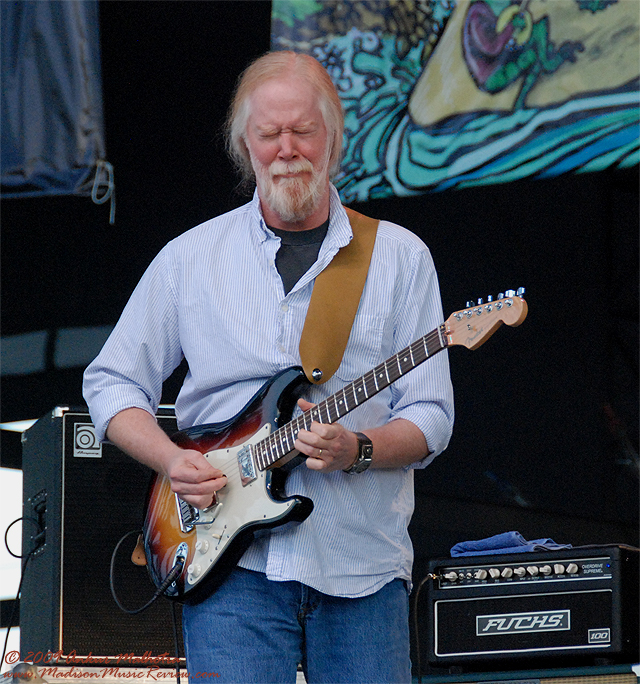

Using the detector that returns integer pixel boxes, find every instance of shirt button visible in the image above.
[280,302,289,312]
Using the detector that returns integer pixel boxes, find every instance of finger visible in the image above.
[171,472,227,494]
[187,453,227,478]
[297,398,316,411]
[181,492,218,510]
[169,450,225,484]
[294,432,327,457]
[305,456,328,472]
[172,472,228,508]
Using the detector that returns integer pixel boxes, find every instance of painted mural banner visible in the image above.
[271,0,640,201]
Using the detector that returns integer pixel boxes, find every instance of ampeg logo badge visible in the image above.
[74,423,102,458]
[588,628,611,644]
[477,610,570,636]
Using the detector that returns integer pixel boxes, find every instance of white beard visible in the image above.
[252,156,328,224]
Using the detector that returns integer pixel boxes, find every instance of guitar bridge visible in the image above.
[237,444,257,486]
[175,495,220,532]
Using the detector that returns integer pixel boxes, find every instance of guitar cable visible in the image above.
[109,529,185,615]
[109,530,185,683]
[2,516,43,673]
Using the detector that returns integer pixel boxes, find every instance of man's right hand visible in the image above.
[106,407,227,510]
[164,448,228,509]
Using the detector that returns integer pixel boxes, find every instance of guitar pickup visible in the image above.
[176,496,199,533]
[237,444,257,486]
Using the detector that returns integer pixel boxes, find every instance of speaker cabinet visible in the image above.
[20,406,184,663]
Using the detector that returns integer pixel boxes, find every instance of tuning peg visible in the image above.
[487,295,493,302]
[477,298,483,305]
[505,289,516,297]
[466,301,474,308]
[517,287,526,297]
[498,292,504,299]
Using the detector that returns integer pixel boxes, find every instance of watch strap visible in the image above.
[343,432,373,474]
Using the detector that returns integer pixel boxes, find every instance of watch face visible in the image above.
[344,433,373,473]
[355,459,371,473]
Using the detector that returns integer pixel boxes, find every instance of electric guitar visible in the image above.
[142,290,528,604]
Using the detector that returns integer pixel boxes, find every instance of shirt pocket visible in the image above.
[334,314,388,382]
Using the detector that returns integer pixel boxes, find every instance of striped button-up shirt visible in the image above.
[83,185,454,597]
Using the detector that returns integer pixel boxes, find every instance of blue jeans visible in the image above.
[182,567,411,683]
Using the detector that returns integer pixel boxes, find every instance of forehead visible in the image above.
[247,76,324,129]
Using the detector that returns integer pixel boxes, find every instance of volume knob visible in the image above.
[187,563,202,579]
[195,539,210,554]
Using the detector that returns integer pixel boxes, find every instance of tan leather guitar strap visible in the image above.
[298,207,379,384]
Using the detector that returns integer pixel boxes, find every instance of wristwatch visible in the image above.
[343,432,373,474]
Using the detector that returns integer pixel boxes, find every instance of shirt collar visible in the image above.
[249,184,352,249]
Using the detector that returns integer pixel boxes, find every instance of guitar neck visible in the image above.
[254,324,449,471]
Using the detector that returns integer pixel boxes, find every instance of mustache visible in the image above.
[269,159,314,176]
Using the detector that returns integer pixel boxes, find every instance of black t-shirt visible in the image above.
[269,218,329,295]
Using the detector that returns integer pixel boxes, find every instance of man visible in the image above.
[83,51,454,683]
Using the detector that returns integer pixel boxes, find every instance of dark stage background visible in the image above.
[2,0,638,635]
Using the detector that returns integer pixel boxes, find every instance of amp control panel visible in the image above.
[437,555,611,587]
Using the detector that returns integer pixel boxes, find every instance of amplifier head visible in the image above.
[420,545,639,671]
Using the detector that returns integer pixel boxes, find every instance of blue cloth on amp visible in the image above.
[451,531,572,557]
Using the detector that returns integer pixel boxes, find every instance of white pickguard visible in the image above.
[185,423,296,586]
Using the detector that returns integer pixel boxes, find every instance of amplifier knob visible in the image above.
[474,569,488,580]
[488,568,501,579]
[513,566,526,577]
[554,563,566,574]
[566,563,579,574]
[540,565,552,575]
[501,567,513,578]
[444,571,458,581]
[526,566,539,576]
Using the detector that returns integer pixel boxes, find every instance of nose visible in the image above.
[277,132,297,161]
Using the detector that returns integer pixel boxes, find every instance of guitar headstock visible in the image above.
[444,288,528,350]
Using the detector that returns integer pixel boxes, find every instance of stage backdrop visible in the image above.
[271,0,640,202]
[1,0,112,212]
